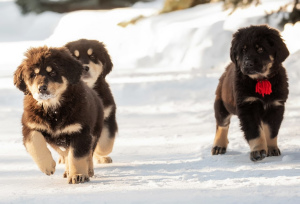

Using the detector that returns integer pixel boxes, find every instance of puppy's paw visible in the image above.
[58,156,66,164]
[63,171,69,178]
[95,156,113,164]
[40,159,56,176]
[267,147,281,156]
[250,150,267,161]
[68,174,90,184]
[88,169,94,177]
[211,146,226,155]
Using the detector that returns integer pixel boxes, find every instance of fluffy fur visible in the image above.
[212,25,289,161]
[14,46,104,183]
[65,39,117,163]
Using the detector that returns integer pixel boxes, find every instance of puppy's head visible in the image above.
[14,46,82,108]
[65,39,113,88]
[230,25,289,79]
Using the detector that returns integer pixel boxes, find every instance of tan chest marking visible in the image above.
[27,122,82,137]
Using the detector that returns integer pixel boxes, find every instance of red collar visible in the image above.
[255,79,272,97]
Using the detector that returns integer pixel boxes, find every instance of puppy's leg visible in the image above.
[67,129,92,184]
[58,156,66,164]
[94,124,115,163]
[263,105,285,156]
[212,99,231,155]
[88,151,94,177]
[24,130,56,175]
[48,144,68,177]
[68,148,90,184]
[238,102,267,161]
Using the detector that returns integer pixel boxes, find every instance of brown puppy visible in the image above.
[212,25,289,161]
[14,46,104,183]
[65,39,117,164]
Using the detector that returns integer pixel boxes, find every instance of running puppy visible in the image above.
[65,39,117,164]
[14,46,104,183]
[212,25,289,161]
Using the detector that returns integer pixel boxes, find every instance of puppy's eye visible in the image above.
[242,47,247,53]
[90,55,95,60]
[30,73,36,78]
[49,71,56,77]
[257,47,263,53]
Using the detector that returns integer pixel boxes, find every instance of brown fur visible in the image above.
[14,46,104,183]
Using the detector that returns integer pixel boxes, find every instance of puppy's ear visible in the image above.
[63,49,83,84]
[230,31,240,65]
[51,47,83,84]
[14,62,27,94]
[99,43,113,77]
[267,28,289,63]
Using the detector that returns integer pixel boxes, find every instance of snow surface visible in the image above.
[0,0,300,203]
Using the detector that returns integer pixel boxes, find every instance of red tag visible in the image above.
[255,80,272,97]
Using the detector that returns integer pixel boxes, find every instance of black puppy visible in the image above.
[212,25,289,161]
[65,39,117,163]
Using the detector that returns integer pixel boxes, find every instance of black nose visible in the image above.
[83,66,89,72]
[244,60,254,67]
[38,85,47,93]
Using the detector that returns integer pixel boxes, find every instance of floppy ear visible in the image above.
[14,62,28,94]
[102,49,113,77]
[267,28,289,64]
[96,42,113,77]
[62,49,83,84]
[51,47,83,84]
[230,31,240,65]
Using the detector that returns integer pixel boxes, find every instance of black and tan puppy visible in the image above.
[14,46,104,183]
[65,39,117,164]
[212,25,289,161]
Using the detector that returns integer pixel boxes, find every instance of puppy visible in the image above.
[212,25,289,161]
[14,46,104,183]
[65,39,117,164]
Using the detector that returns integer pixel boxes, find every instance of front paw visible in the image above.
[40,159,56,175]
[63,171,69,178]
[68,174,90,184]
[250,150,267,161]
[88,169,94,177]
[95,156,113,164]
[211,146,226,155]
[267,147,281,156]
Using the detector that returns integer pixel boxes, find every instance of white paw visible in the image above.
[68,174,89,184]
[39,159,56,176]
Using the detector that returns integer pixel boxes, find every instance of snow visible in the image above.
[0,0,300,203]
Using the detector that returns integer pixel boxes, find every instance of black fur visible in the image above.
[213,25,289,161]
[65,39,118,154]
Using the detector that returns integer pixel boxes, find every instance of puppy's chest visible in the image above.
[28,110,82,146]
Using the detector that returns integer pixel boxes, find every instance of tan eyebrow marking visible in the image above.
[74,50,79,57]
[46,66,52,72]
[87,48,93,55]
[34,68,40,74]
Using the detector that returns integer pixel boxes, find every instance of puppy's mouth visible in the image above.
[81,72,91,79]
[241,68,260,75]
[33,93,55,101]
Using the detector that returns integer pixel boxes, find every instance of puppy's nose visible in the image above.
[38,85,48,94]
[83,66,89,72]
[244,60,254,67]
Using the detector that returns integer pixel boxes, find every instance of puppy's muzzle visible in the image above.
[242,59,257,75]
[83,66,89,72]
[38,85,48,94]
